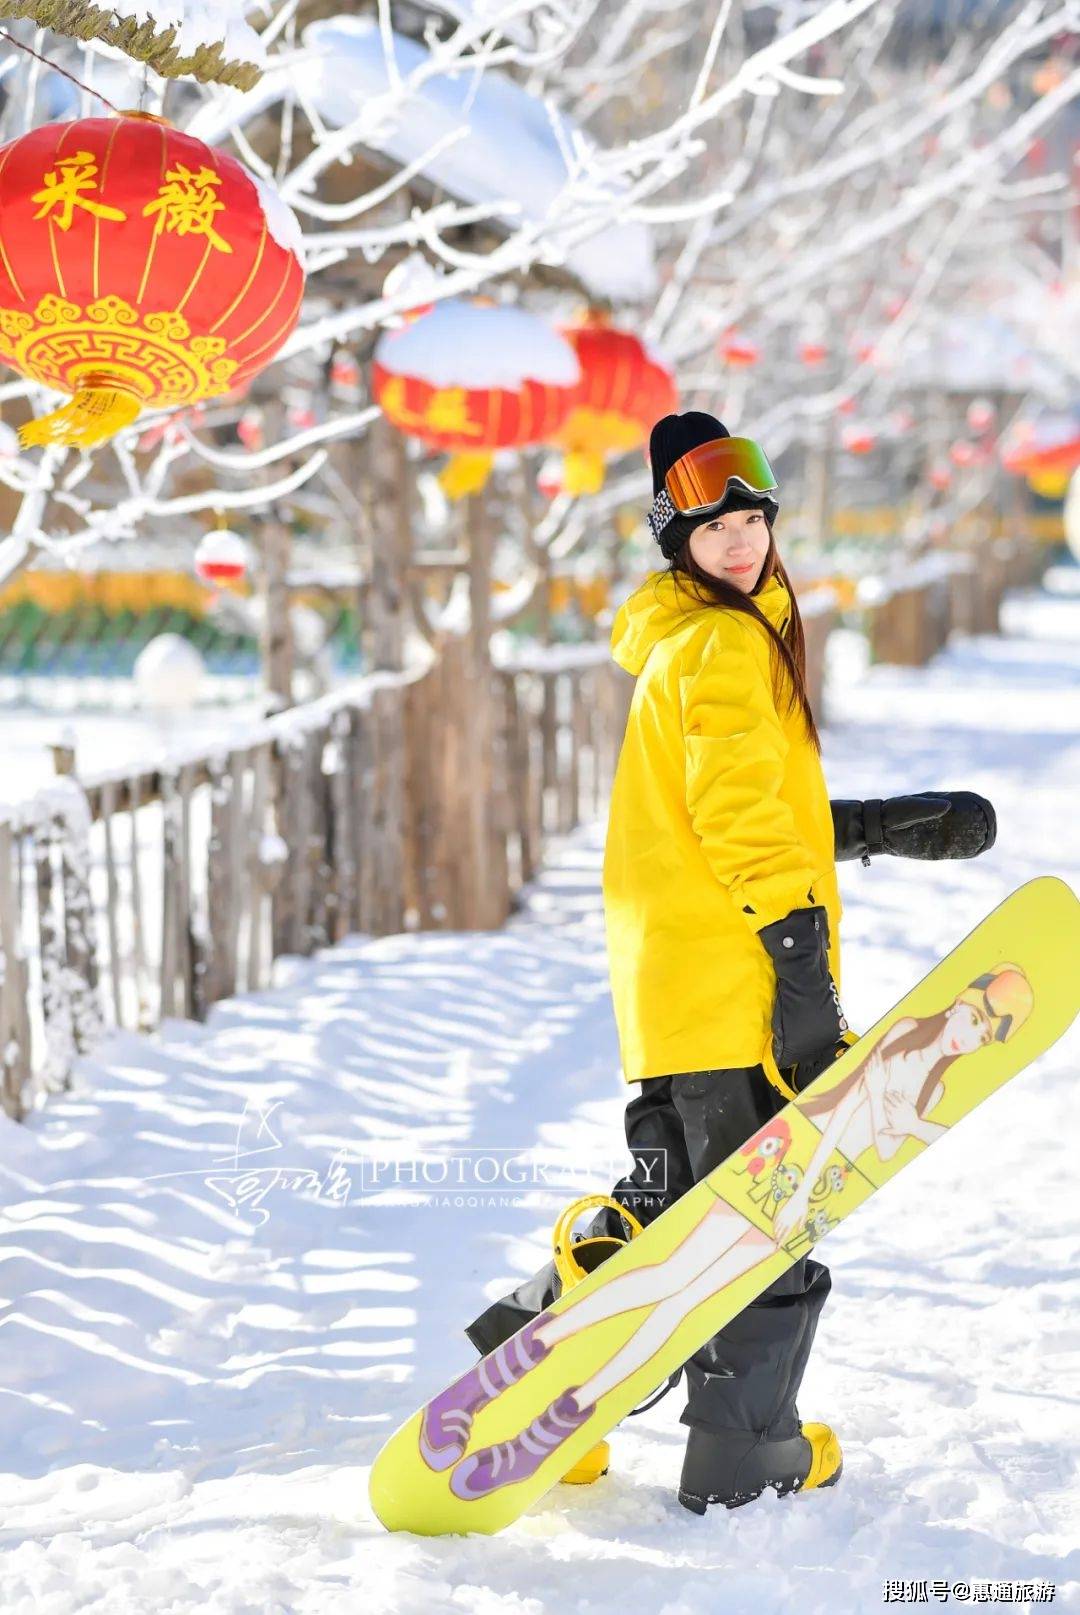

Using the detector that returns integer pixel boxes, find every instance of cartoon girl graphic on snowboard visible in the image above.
[421,965,1033,1501]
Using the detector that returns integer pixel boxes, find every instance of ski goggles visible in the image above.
[956,965,1033,1044]
[647,436,779,543]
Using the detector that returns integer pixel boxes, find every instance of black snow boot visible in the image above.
[678,1420,843,1513]
[667,1069,840,1513]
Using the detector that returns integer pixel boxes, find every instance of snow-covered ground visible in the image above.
[1,584,1078,1613]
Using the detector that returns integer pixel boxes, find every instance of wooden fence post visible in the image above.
[368,684,407,935]
[58,800,103,1064]
[0,823,31,1119]
[207,755,239,1008]
[245,744,273,992]
[328,712,356,943]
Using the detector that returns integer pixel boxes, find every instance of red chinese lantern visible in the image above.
[1033,61,1066,96]
[841,425,875,454]
[1027,438,1080,476]
[195,528,248,587]
[949,439,978,468]
[1006,423,1080,479]
[550,309,678,495]
[799,342,828,366]
[372,299,580,499]
[836,395,858,416]
[929,464,952,491]
[966,397,996,434]
[287,402,317,431]
[537,453,565,499]
[330,352,360,391]
[236,407,264,450]
[718,332,759,367]
[0,112,305,449]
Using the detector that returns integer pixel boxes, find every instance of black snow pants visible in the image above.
[464,1066,831,1442]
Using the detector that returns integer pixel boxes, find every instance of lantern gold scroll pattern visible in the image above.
[0,112,305,449]
[372,299,581,500]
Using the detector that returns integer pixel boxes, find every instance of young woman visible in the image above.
[460,410,997,1514]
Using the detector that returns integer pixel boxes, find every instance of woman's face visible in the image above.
[944,1000,994,1055]
[688,506,770,592]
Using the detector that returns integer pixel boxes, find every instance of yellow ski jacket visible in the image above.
[602,568,842,1085]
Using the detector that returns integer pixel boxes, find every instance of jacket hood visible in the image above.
[610,569,792,675]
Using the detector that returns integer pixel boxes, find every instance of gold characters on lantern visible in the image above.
[31,152,127,230]
[379,375,483,438]
[142,164,232,254]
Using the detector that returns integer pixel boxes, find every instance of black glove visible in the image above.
[758,905,849,1092]
[831,791,996,867]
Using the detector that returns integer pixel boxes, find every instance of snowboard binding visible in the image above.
[552,1194,644,1485]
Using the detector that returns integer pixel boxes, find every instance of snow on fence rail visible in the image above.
[0,638,634,1118]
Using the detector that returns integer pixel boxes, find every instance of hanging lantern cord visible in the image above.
[0,30,121,114]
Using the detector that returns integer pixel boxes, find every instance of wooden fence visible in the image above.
[0,638,633,1119]
[862,537,1046,667]
[0,537,1047,1120]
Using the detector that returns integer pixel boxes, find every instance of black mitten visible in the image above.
[758,905,849,1091]
[831,791,996,867]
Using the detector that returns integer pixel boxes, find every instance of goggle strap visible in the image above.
[646,477,776,541]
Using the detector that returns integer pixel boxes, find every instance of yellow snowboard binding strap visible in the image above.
[553,1195,644,1485]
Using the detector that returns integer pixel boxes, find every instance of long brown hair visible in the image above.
[800,1009,957,1122]
[666,518,822,754]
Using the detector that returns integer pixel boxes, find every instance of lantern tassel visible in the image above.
[19,384,143,450]
[562,448,606,497]
[437,450,493,501]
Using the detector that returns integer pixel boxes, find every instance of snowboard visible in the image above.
[369,877,1080,1536]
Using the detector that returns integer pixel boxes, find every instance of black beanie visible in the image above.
[647,410,777,560]
[649,411,730,495]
